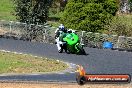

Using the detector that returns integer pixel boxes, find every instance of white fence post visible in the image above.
[117,36,125,49]
[112,35,118,48]
[9,21,13,36]
[81,31,86,44]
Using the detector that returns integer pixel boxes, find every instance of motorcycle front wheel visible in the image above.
[76,44,86,55]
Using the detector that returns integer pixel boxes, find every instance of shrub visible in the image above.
[60,0,118,32]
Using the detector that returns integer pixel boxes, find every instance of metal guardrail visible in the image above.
[0,20,132,50]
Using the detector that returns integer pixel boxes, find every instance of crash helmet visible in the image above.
[59,24,67,32]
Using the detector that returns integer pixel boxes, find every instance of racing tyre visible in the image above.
[77,44,86,55]
[81,48,86,55]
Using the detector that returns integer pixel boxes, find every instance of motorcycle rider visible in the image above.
[55,24,67,53]
[55,24,67,39]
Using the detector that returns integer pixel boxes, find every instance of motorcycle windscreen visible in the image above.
[63,33,79,45]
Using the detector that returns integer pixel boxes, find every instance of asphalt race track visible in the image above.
[0,38,132,82]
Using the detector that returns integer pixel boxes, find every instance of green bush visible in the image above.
[14,0,51,24]
[60,0,118,32]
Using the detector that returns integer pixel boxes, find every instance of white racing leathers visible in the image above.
[55,28,61,51]
[55,28,67,52]
[55,37,67,52]
[55,37,62,51]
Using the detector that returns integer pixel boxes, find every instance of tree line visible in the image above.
[14,0,132,32]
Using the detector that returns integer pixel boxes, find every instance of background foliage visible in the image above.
[14,0,51,24]
[105,15,132,36]
[60,0,118,32]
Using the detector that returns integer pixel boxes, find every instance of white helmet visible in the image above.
[59,24,65,31]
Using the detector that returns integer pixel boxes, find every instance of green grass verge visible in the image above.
[0,51,68,73]
[0,0,16,21]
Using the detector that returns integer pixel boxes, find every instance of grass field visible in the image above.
[0,0,16,21]
[0,0,60,26]
[0,51,67,73]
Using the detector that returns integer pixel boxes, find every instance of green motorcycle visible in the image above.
[63,33,86,55]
